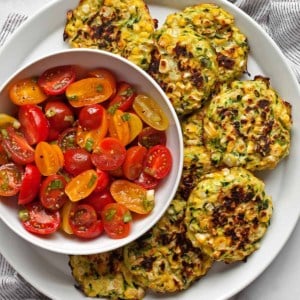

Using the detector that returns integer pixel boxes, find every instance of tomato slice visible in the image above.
[127,112,143,144]
[122,146,147,180]
[110,180,154,214]
[18,104,49,145]
[101,203,132,239]
[18,164,41,205]
[0,163,23,197]
[132,94,169,131]
[78,104,105,131]
[0,141,9,165]
[138,127,167,148]
[63,148,93,176]
[94,169,110,193]
[143,145,172,179]
[87,68,117,98]
[0,113,20,129]
[107,82,136,112]
[134,171,159,190]
[66,77,114,107]
[9,77,47,105]
[91,137,126,171]
[40,174,68,211]
[65,169,98,202]
[19,201,61,235]
[108,110,130,145]
[61,200,76,234]
[38,65,76,96]
[69,203,103,239]
[1,126,35,165]
[58,127,78,152]
[34,141,64,176]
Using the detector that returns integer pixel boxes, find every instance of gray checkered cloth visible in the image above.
[1,0,300,299]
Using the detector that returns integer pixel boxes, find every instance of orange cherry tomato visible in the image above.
[61,200,76,234]
[65,169,98,202]
[34,141,64,176]
[108,109,130,145]
[110,179,155,214]
[132,94,169,131]
[76,107,108,151]
[87,68,117,98]
[66,77,114,107]
[122,146,147,180]
[9,77,47,105]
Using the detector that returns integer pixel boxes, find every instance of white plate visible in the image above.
[0,0,300,299]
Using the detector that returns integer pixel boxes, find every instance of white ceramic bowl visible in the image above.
[0,48,183,255]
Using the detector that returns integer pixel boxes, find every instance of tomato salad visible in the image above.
[0,65,173,240]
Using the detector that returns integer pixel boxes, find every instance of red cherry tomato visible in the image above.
[1,126,35,165]
[138,127,167,148]
[122,145,147,180]
[101,203,132,239]
[134,171,159,190]
[69,203,103,239]
[18,164,41,205]
[45,100,74,133]
[82,189,115,217]
[107,82,136,113]
[58,127,78,152]
[38,65,76,96]
[19,201,61,235]
[18,104,49,145]
[78,104,105,131]
[91,137,126,171]
[0,163,23,197]
[63,148,93,176]
[40,174,68,211]
[143,145,172,179]
[94,169,110,193]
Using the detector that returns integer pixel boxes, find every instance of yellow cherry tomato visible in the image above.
[108,109,130,145]
[65,169,98,202]
[34,141,64,176]
[9,77,47,105]
[0,113,20,129]
[110,179,155,214]
[61,200,75,234]
[66,77,114,107]
[132,94,169,131]
[127,112,143,144]
[76,108,108,151]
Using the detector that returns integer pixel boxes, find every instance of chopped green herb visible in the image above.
[121,113,131,122]
[96,84,103,92]
[49,179,63,190]
[85,138,94,152]
[87,174,98,189]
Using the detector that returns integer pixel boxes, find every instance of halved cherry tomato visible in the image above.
[40,174,68,211]
[0,113,20,129]
[76,107,108,151]
[61,200,75,234]
[108,82,136,113]
[9,77,47,105]
[19,201,61,235]
[45,101,74,133]
[138,127,167,148]
[133,94,169,131]
[122,146,147,180]
[1,126,35,164]
[110,180,154,214]
[63,148,93,176]
[101,203,132,239]
[91,137,126,171]
[65,169,98,202]
[82,189,115,217]
[78,104,105,131]
[38,65,76,96]
[0,142,9,165]
[18,104,49,145]
[143,145,172,179]
[34,141,64,176]
[66,77,114,107]
[94,169,110,193]
[69,203,103,239]
[58,127,78,152]
[87,68,117,98]
[108,109,130,145]
[127,112,143,144]
[18,164,41,205]
[0,163,23,196]
[134,171,159,190]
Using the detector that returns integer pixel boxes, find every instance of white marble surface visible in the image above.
[0,0,299,299]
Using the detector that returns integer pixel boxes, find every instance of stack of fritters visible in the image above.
[66,2,293,299]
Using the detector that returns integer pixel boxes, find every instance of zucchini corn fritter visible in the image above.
[185,167,273,263]
[203,76,292,171]
[63,0,156,70]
